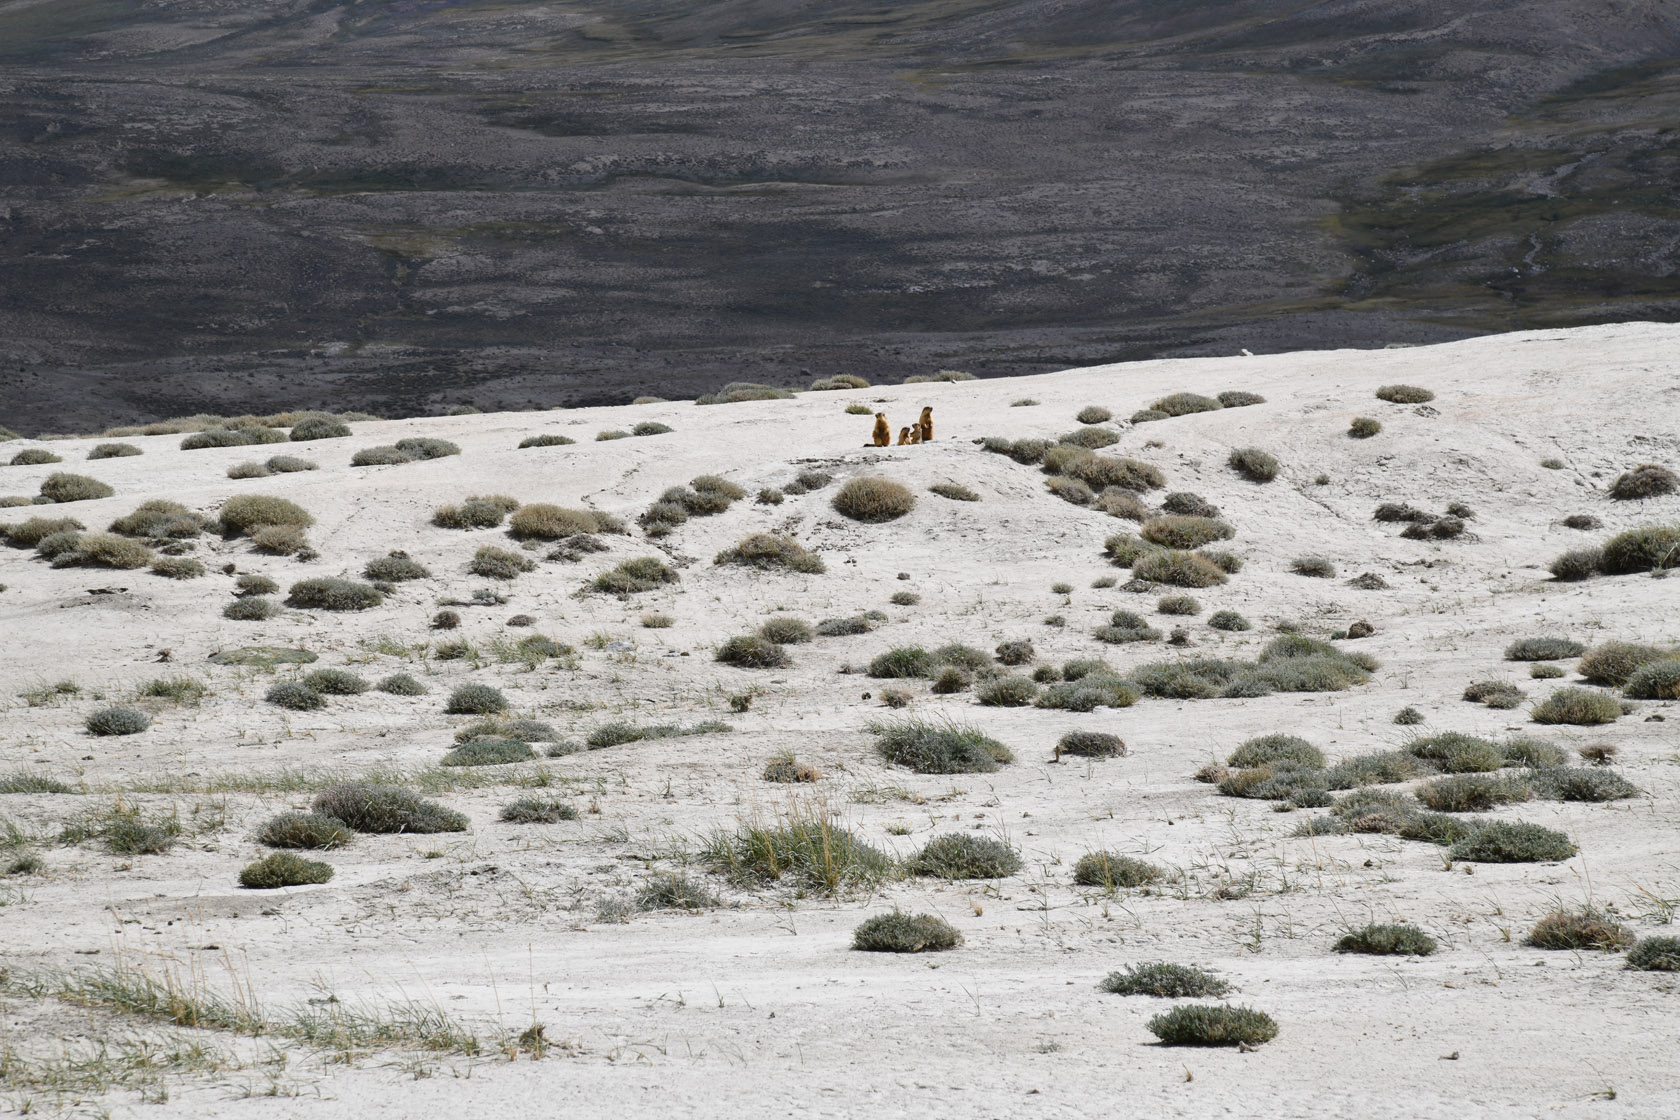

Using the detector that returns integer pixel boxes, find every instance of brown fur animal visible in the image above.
[910,425,922,444]
[897,426,913,445]
[919,406,933,442]
[871,413,891,447]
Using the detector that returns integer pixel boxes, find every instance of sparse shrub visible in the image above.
[1463,680,1525,709]
[250,524,307,555]
[1035,674,1140,712]
[39,473,114,503]
[1151,392,1222,417]
[1046,476,1094,505]
[833,477,915,522]
[1391,706,1423,725]
[10,448,61,465]
[1376,384,1434,404]
[509,504,614,540]
[641,612,674,629]
[762,753,821,783]
[910,834,1021,879]
[1130,408,1169,423]
[220,494,313,536]
[150,557,205,580]
[351,445,411,466]
[302,668,368,696]
[363,551,430,582]
[1608,464,1677,500]
[500,798,579,824]
[265,455,316,473]
[702,812,891,894]
[240,852,333,889]
[471,545,536,579]
[636,872,720,911]
[37,531,152,569]
[85,707,150,736]
[1072,852,1162,889]
[1228,733,1325,769]
[394,437,459,460]
[1198,549,1243,573]
[716,635,790,669]
[757,487,785,504]
[257,812,352,849]
[1335,923,1436,955]
[228,461,272,480]
[930,666,972,694]
[288,416,351,442]
[1532,687,1622,725]
[1541,457,1566,469]
[1159,492,1215,518]
[1500,735,1567,768]
[1290,555,1335,578]
[1549,547,1603,581]
[1100,963,1228,998]
[1207,609,1250,632]
[442,739,536,767]
[378,673,427,695]
[1505,637,1584,661]
[1141,516,1233,550]
[890,590,920,607]
[995,639,1035,666]
[313,783,468,834]
[519,434,575,449]
[1059,452,1163,493]
[1449,821,1575,863]
[1059,426,1120,450]
[631,421,673,437]
[1416,773,1531,812]
[853,912,962,953]
[1562,514,1601,530]
[1133,550,1227,588]
[2,515,84,548]
[434,494,519,530]
[715,533,825,573]
[1103,532,1160,567]
[1219,391,1264,407]
[1529,767,1639,802]
[976,675,1038,707]
[1406,732,1503,773]
[1348,417,1381,439]
[695,381,795,405]
[810,374,870,390]
[870,716,1014,773]
[287,578,383,611]
[1227,448,1279,482]
[223,597,276,620]
[1157,594,1200,616]
[87,443,142,460]
[1148,1005,1277,1047]
[1373,503,1431,523]
[869,647,935,678]
[1579,641,1671,685]
[1599,526,1680,574]
[1623,659,1680,700]
[815,615,873,637]
[905,369,975,384]
[1530,663,1564,679]
[1527,908,1633,951]
[266,682,324,710]
[1076,405,1112,424]
[1626,937,1680,971]
[1097,488,1148,520]
[594,558,679,594]
[758,617,814,644]
[1057,731,1125,758]
[444,683,508,715]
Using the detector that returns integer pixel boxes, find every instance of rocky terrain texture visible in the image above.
[3,0,1680,432]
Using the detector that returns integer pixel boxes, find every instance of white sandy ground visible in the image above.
[0,322,1677,1118]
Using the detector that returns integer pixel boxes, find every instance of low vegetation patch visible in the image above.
[1072,852,1162,889]
[869,717,1014,774]
[594,558,678,594]
[240,852,333,889]
[716,635,790,669]
[1100,963,1228,998]
[1335,923,1436,955]
[85,707,150,736]
[1148,1005,1277,1047]
[1376,384,1434,404]
[832,477,915,522]
[1608,463,1677,500]
[702,811,891,894]
[909,834,1021,879]
[287,578,383,611]
[312,783,468,833]
[1228,447,1279,482]
[715,533,825,573]
[1527,908,1634,951]
[1448,821,1575,863]
[853,912,962,953]
[445,683,508,715]
[257,812,352,849]
[1531,687,1622,725]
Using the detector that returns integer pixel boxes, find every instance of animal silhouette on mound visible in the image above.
[919,407,933,442]
[870,413,891,447]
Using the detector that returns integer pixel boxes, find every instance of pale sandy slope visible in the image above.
[0,322,1677,1118]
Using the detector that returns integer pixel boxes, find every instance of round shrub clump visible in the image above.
[363,552,430,582]
[1335,923,1437,955]
[1608,463,1677,500]
[86,706,150,736]
[1072,852,1162,889]
[716,634,790,669]
[1057,731,1125,758]
[853,911,963,953]
[1627,937,1680,972]
[1228,447,1279,482]
[40,473,115,503]
[1348,417,1382,439]
[594,557,679,594]
[1148,1005,1277,1047]
[758,617,814,644]
[287,578,383,611]
[224,597,277,621]
[10,449,62,465]
[266,682,325,711]
[1228,733,1325,769]
[1151,392,1222,417]
[1531,687,1622,725]
[239,853,333,889]
[909,834,1022,879]
[303,668,368,696]
[312,783,468,834]
[500,797,579,823]
[871,717,1013,773]
[289,416,352,441]
[1141,516,1233,550]
[1549,547,1603,581]
[1578,641,1670,686]
[219,494,313,536]
[445,683,508,715]
[87,443,142,460]
[1599,526,1680,575]
[832,477,915,522]
[1623,659,1680,700]
[441,739,537,767]
[1100,963,1228,998]
[1505,637,1584,661]
[1448,821,1575,863]
[976,675,1038,707]
[1376,384,1434,404]
[1207,609,1250,632]
[258,812,352,850]
[1133,550,1228,588]
[1527,908,1633,951]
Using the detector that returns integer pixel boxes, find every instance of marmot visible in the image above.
[897,426,913,445]
[918,406,933,442]
[910,425,922,444]
[871,412,891,447]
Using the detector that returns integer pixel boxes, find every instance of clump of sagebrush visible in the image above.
[60,803,181,855]
[1290,555,1335,578]
[226,596,280,621]
[695,381,795,405]
[1150,392,1222,417]
[470,545,535,579]
[149,556,205,580]
[869,716,1013,774]
[37,531,154,570]
[1075,405,1113,424]
[1,515,83,548]
[810,374,870,391]
[909,834,1021,879]
[508,503,622,540]
[1207,609,1250,632]
[702,809,891,894]
[1549,547,1603,581]
[265,682,324,711]
[1599,525,1680,574]
[713,634,788,669]
[1046,476,1094,505]
[584,720,730,749]
[286,578,383,611]
[1228,733,1325,769]
[38,473,115,503]
[853,912,962,953]
[219,494,312,539]
[1348,417,1382,439]
[1218,390,1264,407]
[312,783,468,833]
[1562,514,1601,531]
[0,770,72,794]
[1463,680,1525,709]
[1531,687,1622,725]
[442,739,536,767]
[1608,463,1677,500]
[1148,1005,1277,1047]
[993,639,1034,666]
[1624,659,1680,700]
[757,487,784,504]
[454,718,559,744]
[85,706,150,736]
[979,436,1049,464]
[1505,637,1584,661]
[641,612,674,629]
[1529,766,1639,802]
[1057,731,1126,758]
[1448,821,1575,863]
[1530,664,1565,680]
[179,426,285,451]
[433,494,520,530]
[227,461,271,479]
[762,752,821,783]
[9,448,59,465]
[781,469,833,496]
[976,674,1037,706]
[258,812,352,849]
[445,683,508,715]
[1527,908,1634,951]
[500,797,579,824]
[758,617,814,644]
[1047,448,1164,493]
[1415,773,1532,812]
[1376,384,1434,404]
[519,433,575,449]
[714,533,825,573]
[1133,549,1228,588]
[87,442,142,460]
[815,615,875,637]
[594,557,678,594]
[240,852,333,889]
[831,476,915,522]
[1072,851,1162,889]
[1578,641,1672,685]
[1141,516,1233,550]
[1155,594,1199,617]
[630,421,673,437]
[1227,447,1279,482]
[1100,963,1228,998]
[1335,923,1436,955]
[301,668,367,696]
[1627,937,1680,971]
[1059,425,1120,450]
[363,551,430,582]
[1404,731,1503,773]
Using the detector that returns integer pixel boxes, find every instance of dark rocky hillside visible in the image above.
[2,0,1678,432]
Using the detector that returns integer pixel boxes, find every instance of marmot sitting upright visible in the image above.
[871,412,891,447]
[897,426,913,445]
[919,406,934,442]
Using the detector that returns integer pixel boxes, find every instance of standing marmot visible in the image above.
[919,407,933,442]
[871,413,891,447]
[897,426,913,445]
